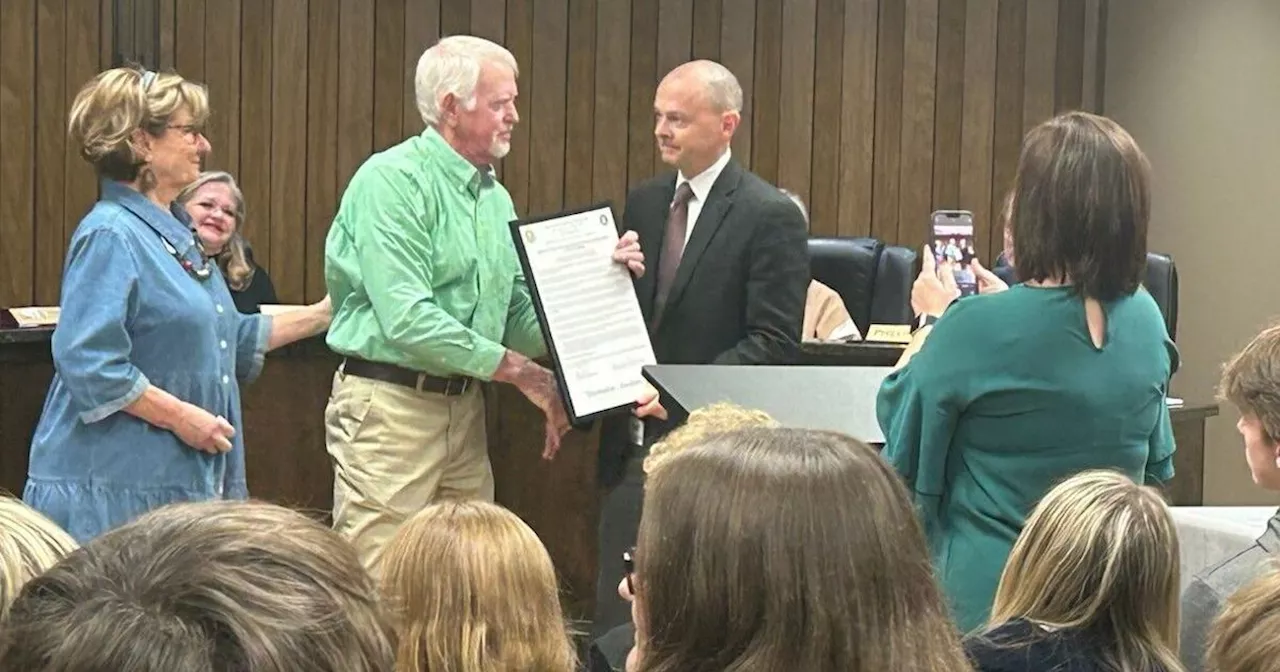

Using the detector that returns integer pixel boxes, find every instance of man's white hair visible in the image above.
[414,35,519,126]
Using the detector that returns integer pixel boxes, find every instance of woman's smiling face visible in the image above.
[185,182,239,254]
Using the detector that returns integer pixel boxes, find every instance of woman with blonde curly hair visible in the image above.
[380,499,577,671]
[0,495,77,621]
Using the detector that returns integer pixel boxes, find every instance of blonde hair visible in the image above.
[1218,322,1280,443]
[175,171,257,290]
[1205,564,1280,672]
[643,402,778,475]
[379,499,577,672]
[67,66,209,186]
[0,500,394,671]
[989,470,1183,672]
[0,495,77,622]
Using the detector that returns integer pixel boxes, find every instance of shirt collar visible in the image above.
[676,147,732,204]
[102,178,201,257]
[417,125,494,197]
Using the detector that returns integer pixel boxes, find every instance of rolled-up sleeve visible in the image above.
[234,313,272,383]
[52,228,150,424]
[351,166,507,379]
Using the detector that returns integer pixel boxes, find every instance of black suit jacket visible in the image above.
[597,158,810,486]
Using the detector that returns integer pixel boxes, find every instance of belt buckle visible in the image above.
[445,377,469,396]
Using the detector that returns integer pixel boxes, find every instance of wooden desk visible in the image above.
[0,331,1218,619]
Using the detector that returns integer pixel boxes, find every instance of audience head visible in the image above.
[1204,565,1280,672]
[632,426,969,672]
[379,499,575,672]
[989,469,1181,671]
[0,495,76,623]
[1218,323,1280,490]
[0,500,395,672]
[1008,111,1151,301]
[779,188,810,229]
[176,171,257,290]
[415,35,519,166]
[654,60,742,177]
[642,402,778,475]
[68,66,211,196]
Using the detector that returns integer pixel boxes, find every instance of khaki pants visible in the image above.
[324,368,492,577]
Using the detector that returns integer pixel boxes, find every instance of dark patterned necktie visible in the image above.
[651,181,695,329]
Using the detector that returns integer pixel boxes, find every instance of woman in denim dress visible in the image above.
[23,67,331,542]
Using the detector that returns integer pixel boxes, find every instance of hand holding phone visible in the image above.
[930,210,978,297]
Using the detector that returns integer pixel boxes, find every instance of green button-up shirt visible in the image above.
[323,127,545,380]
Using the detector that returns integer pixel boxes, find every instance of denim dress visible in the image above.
[24,179,272,543]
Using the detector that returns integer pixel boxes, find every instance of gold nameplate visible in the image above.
[864,323,913,344]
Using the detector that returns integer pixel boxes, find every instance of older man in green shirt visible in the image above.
[323,35,643,575]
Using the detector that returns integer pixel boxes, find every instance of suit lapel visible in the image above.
[660,160,742,319]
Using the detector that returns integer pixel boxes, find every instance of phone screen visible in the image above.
[931,211,977,296]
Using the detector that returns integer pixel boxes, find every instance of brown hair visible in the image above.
[1205,564,1280,672]
[1009,111,1151,301]
[176,171,257,290]
[0,495,77,622]
[1218,322,1280,443]
[67,66,209,186]
[988,470,1183,672]
[635,427,970,672]
[380,499,577,672]
[0,500,395,672]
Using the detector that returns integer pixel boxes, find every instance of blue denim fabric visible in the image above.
[24,179,272,543]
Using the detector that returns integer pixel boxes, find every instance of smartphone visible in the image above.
[930,210,978,297]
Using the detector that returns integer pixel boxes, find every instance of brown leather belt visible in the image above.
[341,357,474,396]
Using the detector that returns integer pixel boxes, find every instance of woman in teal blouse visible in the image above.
[876,111,1178,634]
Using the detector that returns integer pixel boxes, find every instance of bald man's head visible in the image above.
[654,60,743,177]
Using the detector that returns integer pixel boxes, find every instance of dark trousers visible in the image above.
[590,452,647,640]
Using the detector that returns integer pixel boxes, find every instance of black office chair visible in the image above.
[808,237,918,336]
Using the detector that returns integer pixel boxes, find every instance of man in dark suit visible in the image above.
[590,59,810,638]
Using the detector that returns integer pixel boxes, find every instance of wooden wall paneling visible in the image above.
[777,0,817,208]
[1054,0,1085,112]
[654,0,693,171]
[563,0,597,209]
[402,0,440,138]
[175,0,203,80]
[157,0,174,69]
[471,0,507,182]
[373,0,408,153]
[897,0,938,254]
[1091,0,1107,112]
[749,0,782,184]
[34,0,67,305]
[305,0,339,303]
[441,0,470,37]
[238,0,273,271]
[528,0,568,217]
[719,0,754,168]
[66,1,104,254]
[336,0,374,194]
[1081,0,1100,112]
[268,0,308,304]
[0,0,36,308]
[807,0,843,236]
[625,0,658,188]
[502,0,531,214]
[869,0,904,243]
[202,0,241,178]
[691,0,721,61]
[931,0,965,213]
[989,0,1026,262]
[836,0,877,238]
[1022,0,1057,131]
[958,0,998,257]
[590,0,631,213]
[113,0,134,67]
[133,0,157,68]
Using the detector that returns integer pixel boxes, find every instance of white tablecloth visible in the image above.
[1172,506,1276,593]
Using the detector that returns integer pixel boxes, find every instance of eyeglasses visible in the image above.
[168,124,205,143]
[623,546,636,596]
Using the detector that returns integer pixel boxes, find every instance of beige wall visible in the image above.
[1105,0,1280,503]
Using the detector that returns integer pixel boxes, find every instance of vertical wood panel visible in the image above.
[1081,0,1100,112]
[959,0,998,257]
[528,0,568,216]
[441,0,469,37]
[777,0,816,205]
[269,0,307,304]
[470,0,505,42]
[808,0,843,235]
[66,0,102,252]
[750,0,782,184]
[870,0,904,243]
[102,0,116,68]
[1023,0,1057,130]
[625,0,657,187]
[990,0,1026,261]
[563,0,596,208]
[836,0,877,238]
[35,0,66,304]
[591,0,631,211]
[174,0,202,80]
[402,0,440,137]
[503,0,531,213]
[306,0,339,303]
[655,0,693,170]
[719,0,755,166]
[336,0,374,193]
[373,0,406,152]
[0,0,36,307]
[1054,0,1085,112]
[133,0,156,69]
[157,0,174,69]
[897,0,938,253]
[931,0,964,211]
[238,0,273,267]
[202,0,239,176]
[691,0,721,61]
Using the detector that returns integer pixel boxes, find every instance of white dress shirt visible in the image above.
[673,148,732,248]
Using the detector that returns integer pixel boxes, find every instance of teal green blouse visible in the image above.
[876,285,1178,634]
